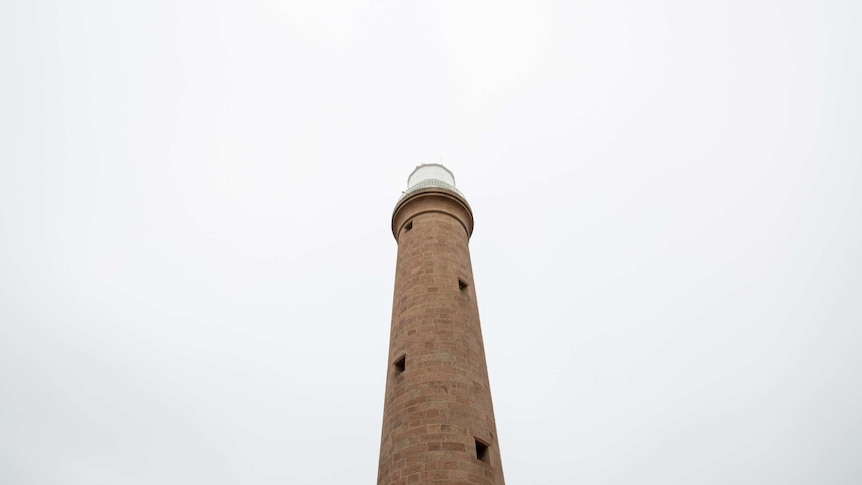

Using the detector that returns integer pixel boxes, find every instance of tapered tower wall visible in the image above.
[377,167,505,485]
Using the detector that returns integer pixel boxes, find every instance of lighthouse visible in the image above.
[377,164,505,485]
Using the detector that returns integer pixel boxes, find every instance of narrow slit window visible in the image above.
[405,220,413,232]
[458,278,468,291]
[475,438,489,462]
[394,354,406,374]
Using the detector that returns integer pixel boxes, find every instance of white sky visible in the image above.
[2,1,861,483]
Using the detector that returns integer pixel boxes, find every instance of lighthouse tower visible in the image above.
[377,164,505,485]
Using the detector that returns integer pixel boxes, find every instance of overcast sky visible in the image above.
[2,1,861,484]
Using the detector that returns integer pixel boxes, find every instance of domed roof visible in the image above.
[402,163,464,198]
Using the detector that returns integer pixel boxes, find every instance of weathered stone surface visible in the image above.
[378,180,505,485]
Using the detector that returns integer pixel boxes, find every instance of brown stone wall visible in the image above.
[377,188,505,485]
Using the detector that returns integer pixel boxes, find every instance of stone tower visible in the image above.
[377,164,505,485]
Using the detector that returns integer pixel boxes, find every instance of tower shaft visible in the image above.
[378,166,504,485]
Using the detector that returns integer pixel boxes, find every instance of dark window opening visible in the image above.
[475,438,489,462]
[394,354,406,374]
[405,220,413,232]
[458,278,469,291]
